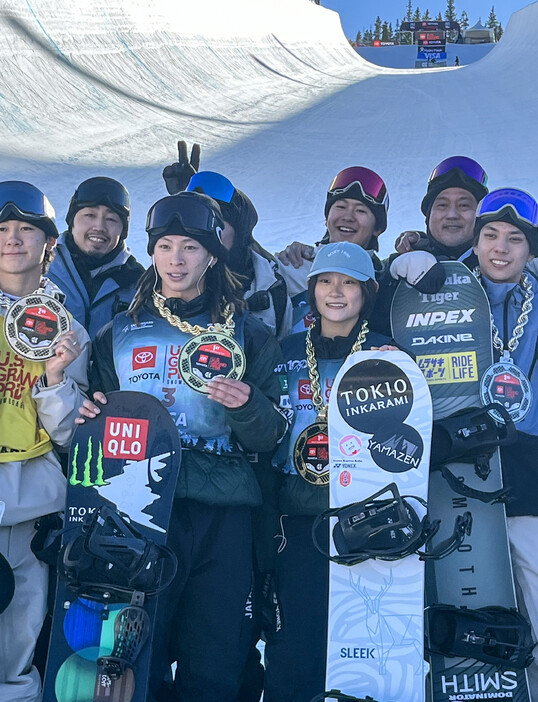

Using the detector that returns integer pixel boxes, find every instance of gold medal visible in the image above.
[293,421,330,486]
[4,293,70,361]
[179,331,246,393]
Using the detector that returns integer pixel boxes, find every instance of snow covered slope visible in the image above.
[0,0,536,261]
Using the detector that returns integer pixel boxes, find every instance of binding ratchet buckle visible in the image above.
[427,604,535,669]
[312,483,472,566]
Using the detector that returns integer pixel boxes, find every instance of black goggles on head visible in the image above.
[0,181,56,220]
[73,177,130,215]
[146,195,222,238]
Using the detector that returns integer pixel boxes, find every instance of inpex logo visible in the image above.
[298,379,313,400]
[132,346,157,370]
[405,309,475,328]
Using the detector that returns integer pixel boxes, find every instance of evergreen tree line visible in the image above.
[354,0,503,45]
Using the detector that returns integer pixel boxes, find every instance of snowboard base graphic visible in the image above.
[322,350,433,702]
[44,391,181,702]
[391,262,531,702]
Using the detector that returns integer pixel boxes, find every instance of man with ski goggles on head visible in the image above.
[47,176,144,337]
[0,181,90,702]
[472,187,538,698]
[276,166,391,332]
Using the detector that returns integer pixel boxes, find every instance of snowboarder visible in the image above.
[47,176,144,337]
[0,180,90,702]
[263,242,396,702]
[77,190,290,702]
[473,187,538,697]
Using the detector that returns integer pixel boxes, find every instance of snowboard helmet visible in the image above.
[324,166,389,249]
[307,241,376,283]
[0,180,59,238]
[66,177,130,238]
[421,156,489,219]
[474,188,538,255]
[146,191,227,259]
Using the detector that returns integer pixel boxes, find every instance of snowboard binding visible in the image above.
[431,403,516,502]
[97,603,151,678]
[61,505,177,601]
[426,604,535,669]
[312,483,472,566]
[310,692,380,702]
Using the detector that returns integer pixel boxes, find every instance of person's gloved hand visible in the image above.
[162,140,201,195]
[394,230,426,254]
[390,251,446,294]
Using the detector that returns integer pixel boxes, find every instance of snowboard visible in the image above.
[43,391,181,702]
[322,349,433,702]
[390,261,530,702]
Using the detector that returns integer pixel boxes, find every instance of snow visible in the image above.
[0,0,537,263]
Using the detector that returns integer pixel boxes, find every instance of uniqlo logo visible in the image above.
[298,380,312,400]
[103,417,149,460]
[132,346,157,370]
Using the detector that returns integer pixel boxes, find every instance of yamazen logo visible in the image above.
[69,438,108,487]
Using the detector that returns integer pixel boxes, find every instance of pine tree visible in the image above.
[495,23,503,41]
[355,29,362,44]
[363,28,373,44]
[382,21,391,41]
[413,6,421,21]
[486,5,498,29]
[459,9,469,30]
[445,0,457,22]
[374,15,382,39]
[406,0,413,21]
[423,8,431,20]
[436,11,443,21]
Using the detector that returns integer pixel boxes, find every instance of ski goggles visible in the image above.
[328,166,389,209]
[429,156,488,187]
[0,181,56,221]
[186,171,235,204]
[477,188,538,228]
[146,193,223,239]
[72,177,130,214]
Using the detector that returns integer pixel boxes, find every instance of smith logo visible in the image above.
[412,333,474,346]
[406,309,475,327]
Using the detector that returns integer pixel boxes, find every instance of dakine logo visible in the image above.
[298,380,313,399]
[411,333,474,347]
[405,309,475,328]
[132,346,157,370]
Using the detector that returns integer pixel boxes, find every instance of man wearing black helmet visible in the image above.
[47,177,144,337]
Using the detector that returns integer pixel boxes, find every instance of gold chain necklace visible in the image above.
[305,320,369,421]
[152,292,236,336]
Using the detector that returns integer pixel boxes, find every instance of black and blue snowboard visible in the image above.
[43,391,181,702]
[391,261,531,702]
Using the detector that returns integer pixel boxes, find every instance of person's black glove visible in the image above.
[162,140,201,195]
[390,251,446,294]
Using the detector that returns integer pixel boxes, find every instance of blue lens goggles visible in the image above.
[430,156,488,187]
[0,181,56,220]
[478,188,538,228]
[186,171,235,204]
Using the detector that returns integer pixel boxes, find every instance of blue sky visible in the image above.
[319,1,530,37]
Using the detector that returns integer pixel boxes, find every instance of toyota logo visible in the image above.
[135,351,154,364]
[299,382,311,394]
